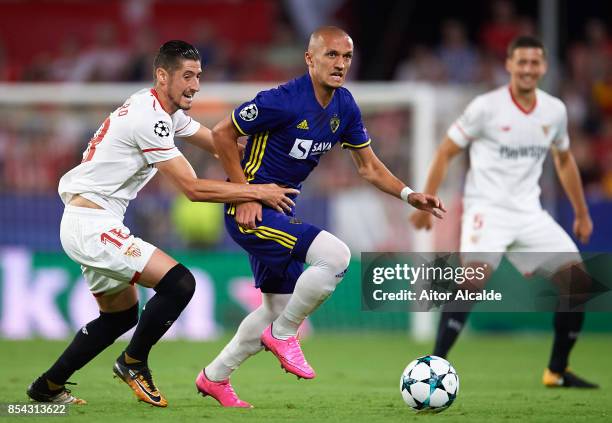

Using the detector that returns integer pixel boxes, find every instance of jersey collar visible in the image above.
[304,73,336,110]
[508,85,537,115]
[150,88,172,115]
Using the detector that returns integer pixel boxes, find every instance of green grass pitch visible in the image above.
[2,334,611,422]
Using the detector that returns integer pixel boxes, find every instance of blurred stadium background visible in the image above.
[0,0,611,342]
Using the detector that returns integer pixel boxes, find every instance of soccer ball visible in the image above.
[399,355,459,412]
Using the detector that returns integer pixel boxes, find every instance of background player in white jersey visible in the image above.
[411,36,597,388]
[26,40,298,407]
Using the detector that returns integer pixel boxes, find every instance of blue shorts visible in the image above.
[225,205,322,294]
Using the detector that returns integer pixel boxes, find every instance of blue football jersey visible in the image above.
[230,74,371,190]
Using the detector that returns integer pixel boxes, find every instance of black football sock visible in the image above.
[124,264,195,364]
[548,311,585,373]
[41,303,139,387]
[432,310,471,358]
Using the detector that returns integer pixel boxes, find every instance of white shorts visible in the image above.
[60,205,156,297]
[460,206,580,275]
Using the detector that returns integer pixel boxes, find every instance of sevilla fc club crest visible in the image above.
[542,125,550,136]
[330,116,340,133]
[154,121,170,137]
[124,243,142,257]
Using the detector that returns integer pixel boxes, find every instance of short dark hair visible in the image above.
[507,35,546,58]
[153,40,201,76]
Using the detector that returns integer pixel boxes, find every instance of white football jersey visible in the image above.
[447,85,569,213]
[59,88,200,218]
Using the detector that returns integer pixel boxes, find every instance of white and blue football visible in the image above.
[400,355,459,412]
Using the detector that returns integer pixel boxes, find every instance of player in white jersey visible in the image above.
[411,36,597,388]
[26,40,298,407]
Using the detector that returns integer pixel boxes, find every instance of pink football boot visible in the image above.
[195,370,252,408]
[260,324,316,379]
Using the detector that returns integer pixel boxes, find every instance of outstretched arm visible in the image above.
[421,137,463,197]
[410,136,463,230]
[348,146,446,218]
[156,155,297,210]
[552,148,592,244]
[183,124,245,159]
[184,125,216,156]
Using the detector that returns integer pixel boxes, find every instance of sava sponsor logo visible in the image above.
[289,138,332,159]
[499,145,548,160]
[312,142,332,154]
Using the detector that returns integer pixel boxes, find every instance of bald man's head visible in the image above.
[305,26,354,91]
[308,26,352,53]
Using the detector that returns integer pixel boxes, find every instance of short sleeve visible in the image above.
[173,111,201,138]
[134,115,182,164]
[340,97,371,149]
[231,89,293,136]
[447,96,486,148]
[552,102,570,151]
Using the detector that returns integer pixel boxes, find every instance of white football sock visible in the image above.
[205,293,290,381]
[272,230,350,339]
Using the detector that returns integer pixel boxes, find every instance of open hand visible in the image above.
[256,184,299,214]
[407,192,446,219]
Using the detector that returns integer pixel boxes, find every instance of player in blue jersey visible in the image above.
[194,26,446,408]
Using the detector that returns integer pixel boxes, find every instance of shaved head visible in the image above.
[308,26,352,53]
[305,26,354,104]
